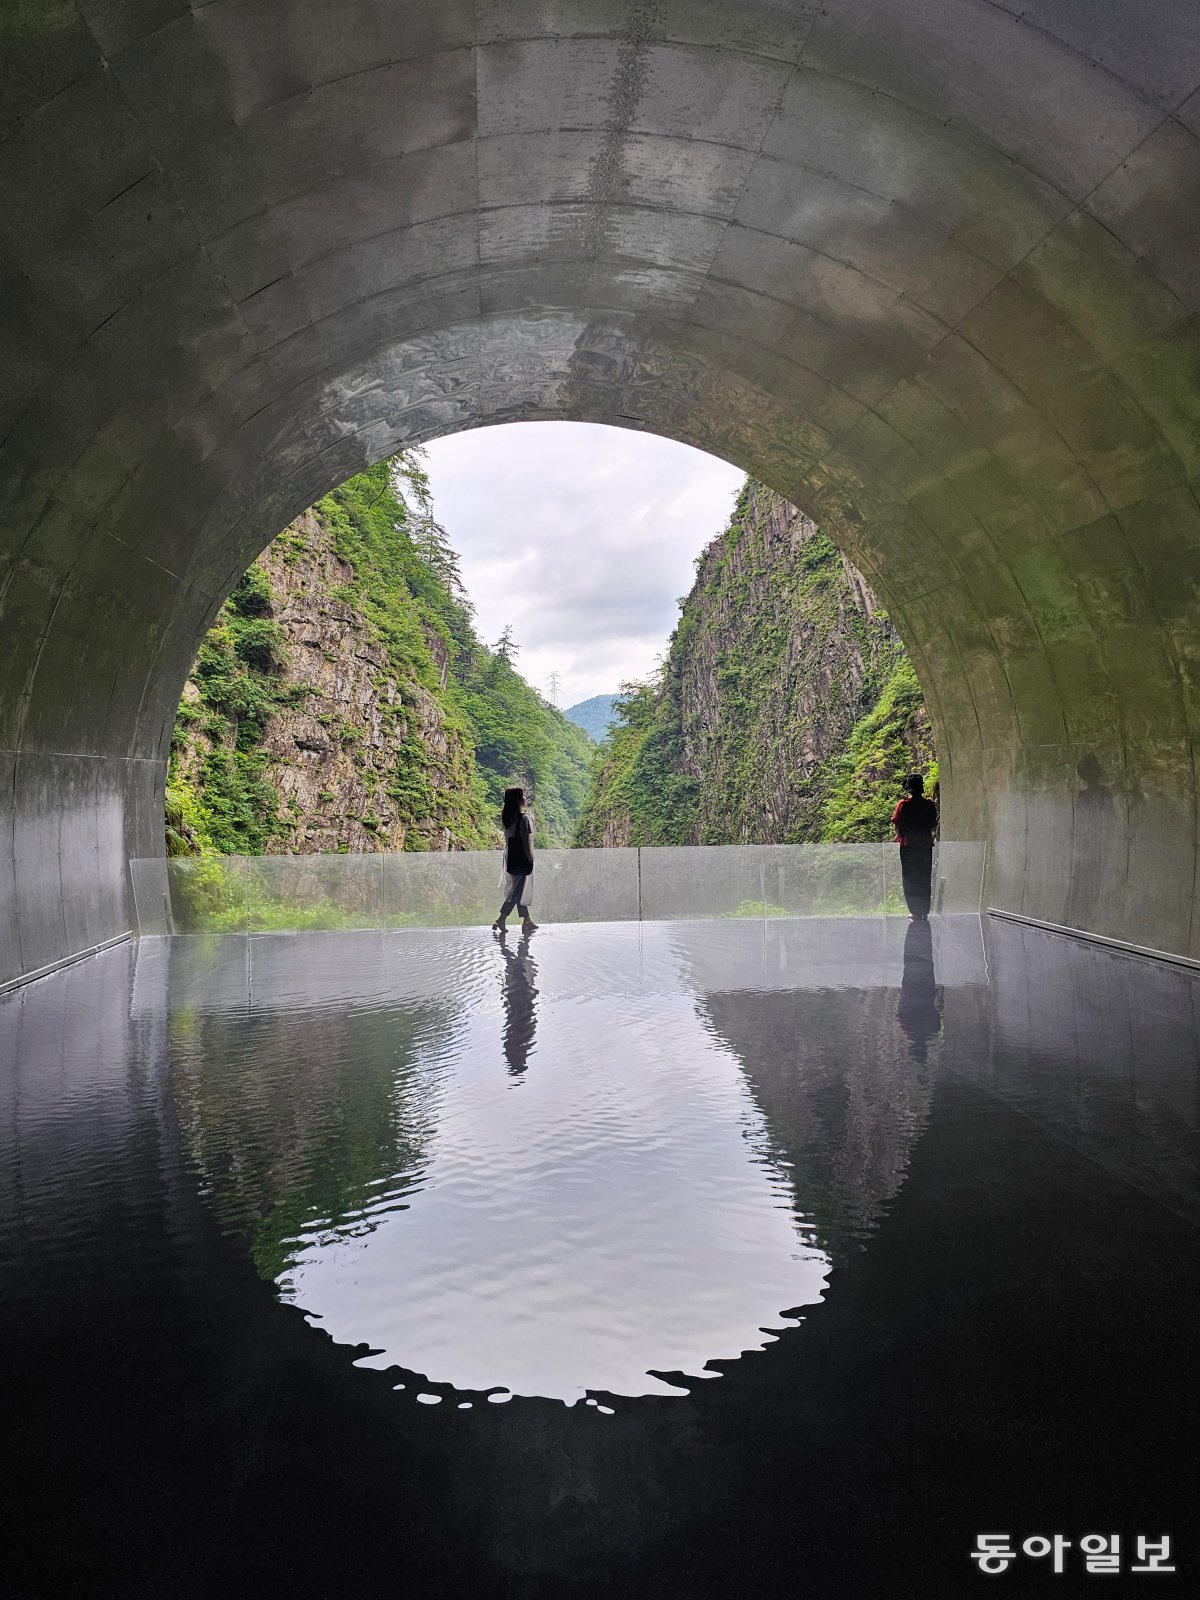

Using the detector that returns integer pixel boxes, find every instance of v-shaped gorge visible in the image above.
[165,923,938,1406]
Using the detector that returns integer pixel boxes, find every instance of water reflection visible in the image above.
[897,920,942,1062]
[7,918,1200,1598]
[153,921,974,1399]
[167,931,835,1404]
[699,985,937,1261]
[170,1000,453,1283]
[499,927,538,1079]
[282,989,829,1403]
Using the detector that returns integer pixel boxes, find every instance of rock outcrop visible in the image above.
[254,510,471,854]
[167,458,593,856]
[575,481,935,847]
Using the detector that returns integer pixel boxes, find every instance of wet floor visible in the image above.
[2,915,1198,1597]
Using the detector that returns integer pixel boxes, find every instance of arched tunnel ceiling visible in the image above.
[3,0,1200,979]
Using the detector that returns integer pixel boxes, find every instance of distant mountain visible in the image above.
[564,694,619,742]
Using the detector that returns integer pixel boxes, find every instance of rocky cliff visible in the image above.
[575,481,935,847]
[167,457,592,856]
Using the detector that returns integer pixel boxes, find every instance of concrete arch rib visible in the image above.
[2,0,1200,980]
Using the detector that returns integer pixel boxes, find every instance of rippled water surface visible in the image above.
[160,920,924,1404]
[5,914,1200,1598]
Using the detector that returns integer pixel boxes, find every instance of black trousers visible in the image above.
[499,874,530,917]
[899,844,933,918]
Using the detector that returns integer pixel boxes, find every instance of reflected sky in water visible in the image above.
[165,923,859,1404]
[149,917,971,1405]
[286,989,827,1402]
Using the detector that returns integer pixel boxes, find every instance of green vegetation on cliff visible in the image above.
[575,481,935,848]
[574,676,701,847]
[167,455,592,855]
[820,657,938,842]
[166,568,306,856]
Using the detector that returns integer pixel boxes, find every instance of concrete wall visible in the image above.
[3,0,1200,979]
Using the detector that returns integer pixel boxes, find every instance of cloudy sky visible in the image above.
[421,423,744,710]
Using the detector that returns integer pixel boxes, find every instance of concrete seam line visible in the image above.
[986,908,1200,974]
[0,931,136,997]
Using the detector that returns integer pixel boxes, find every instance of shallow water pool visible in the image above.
[3,915,1198,1596]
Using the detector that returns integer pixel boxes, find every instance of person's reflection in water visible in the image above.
[897,920,942,1063]
[499,926,539,1079]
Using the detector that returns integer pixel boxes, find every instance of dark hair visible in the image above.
[904,774,924,795]
[501,786,525,829]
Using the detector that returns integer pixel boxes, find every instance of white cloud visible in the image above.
[421,423,744,707]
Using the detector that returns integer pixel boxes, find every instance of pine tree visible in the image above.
[391,449,471,609]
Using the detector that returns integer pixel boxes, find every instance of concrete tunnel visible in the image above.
[2,0,1200,985]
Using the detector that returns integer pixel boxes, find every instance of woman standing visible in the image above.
[892,773,939,920]
[493,786,538,933]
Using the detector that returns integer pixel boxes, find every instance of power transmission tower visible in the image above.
[548,670,561,707]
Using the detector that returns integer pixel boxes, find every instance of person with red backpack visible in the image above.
[892,774,939,920]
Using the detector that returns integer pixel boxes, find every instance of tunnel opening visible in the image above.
[160,422,938,873]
